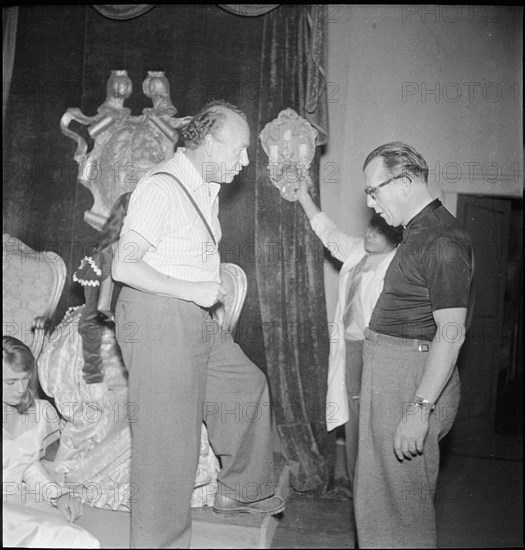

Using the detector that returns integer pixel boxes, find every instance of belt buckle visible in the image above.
[417,343,430,352]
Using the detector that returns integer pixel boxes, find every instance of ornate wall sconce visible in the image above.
[60,70,191,230]
[259,108,318,202]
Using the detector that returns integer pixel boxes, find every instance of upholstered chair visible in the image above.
[2,233,66,360]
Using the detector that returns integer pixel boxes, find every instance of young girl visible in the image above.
[73,192,131,400]
[3,335,99,548]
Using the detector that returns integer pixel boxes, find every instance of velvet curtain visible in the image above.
[254,7,333,492]
[2,7,18,125]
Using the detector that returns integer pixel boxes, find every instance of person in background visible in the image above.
[295,179,403,497]
[73,192,131,401]
[3,335,99,548]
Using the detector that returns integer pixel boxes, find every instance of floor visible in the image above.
[75,430,523,548]
[271,431,523,549]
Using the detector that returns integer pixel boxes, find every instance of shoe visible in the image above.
[213,494,285,515]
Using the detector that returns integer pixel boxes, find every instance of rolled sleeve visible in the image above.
[121,180,169,247]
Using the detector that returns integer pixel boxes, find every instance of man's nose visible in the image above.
[366,195,375,208]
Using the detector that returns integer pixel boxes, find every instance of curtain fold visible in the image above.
[255,5,333,492]
[303,5,328,145]
[3,6,18,125]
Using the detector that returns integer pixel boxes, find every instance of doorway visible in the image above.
[448,194,523,457]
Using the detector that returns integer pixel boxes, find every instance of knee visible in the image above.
[247,364,269,399]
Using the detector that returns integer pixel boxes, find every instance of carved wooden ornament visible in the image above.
[60,70,191,230]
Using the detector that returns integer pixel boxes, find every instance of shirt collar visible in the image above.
[176,147,221,202]
[403,198,441,240]
[173,148,203,190]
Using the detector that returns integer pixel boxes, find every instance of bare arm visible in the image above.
[394,307,467,461]
[112,230,225,308]
[415,307,467,403]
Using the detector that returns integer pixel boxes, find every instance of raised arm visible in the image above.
[295,177,321,220]
[295,178,365,263]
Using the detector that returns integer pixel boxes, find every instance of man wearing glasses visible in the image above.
[354,142,474,548]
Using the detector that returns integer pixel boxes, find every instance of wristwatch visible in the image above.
[414,395,435,411]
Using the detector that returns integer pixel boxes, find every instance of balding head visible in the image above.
[182,100,248,151]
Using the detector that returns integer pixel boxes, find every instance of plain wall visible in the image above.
[320,4,523,320]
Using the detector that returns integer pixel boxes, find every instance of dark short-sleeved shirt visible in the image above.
[369,199,474,341]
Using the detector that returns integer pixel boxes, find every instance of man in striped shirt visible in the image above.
[113,100,283,548]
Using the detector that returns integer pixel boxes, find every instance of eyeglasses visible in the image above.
[364,174,411,200]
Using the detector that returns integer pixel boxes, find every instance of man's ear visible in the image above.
[401,174,412,196]
[203,133,215,157]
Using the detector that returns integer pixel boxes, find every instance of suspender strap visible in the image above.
[152,171,216,245]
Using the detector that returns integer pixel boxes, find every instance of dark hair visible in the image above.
[3,335,37,414]
[93,192,132,255]
[363,142,429,183]
[181,99,247,150]
[369,212,404,246]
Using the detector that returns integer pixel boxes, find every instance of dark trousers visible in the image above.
[115,287,275,549]
[344,339,363,495]
[354,329,460,549]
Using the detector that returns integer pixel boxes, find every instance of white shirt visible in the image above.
[310,211,396,430]
[120,148,222,282]
[343,251,396,341]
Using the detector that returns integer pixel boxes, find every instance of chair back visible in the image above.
[2,234,66,358]
[215,262,247,333]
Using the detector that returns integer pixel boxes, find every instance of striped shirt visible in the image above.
[120,148,222,283]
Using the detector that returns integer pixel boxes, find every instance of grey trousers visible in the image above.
[115,287,275,549]
[354,329,460,549]
[344,339,364,495]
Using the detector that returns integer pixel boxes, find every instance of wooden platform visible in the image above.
[76,455,289,549]
[191,457,289,549]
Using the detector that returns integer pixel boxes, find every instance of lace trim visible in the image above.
[73,273,101,287]
[73,255,102,286]
[79,255,102,276]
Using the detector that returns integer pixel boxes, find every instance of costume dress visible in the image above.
[37,254,220,511]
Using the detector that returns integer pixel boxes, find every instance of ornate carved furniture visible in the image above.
[60,69,191,230]
[2,233,67,360]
